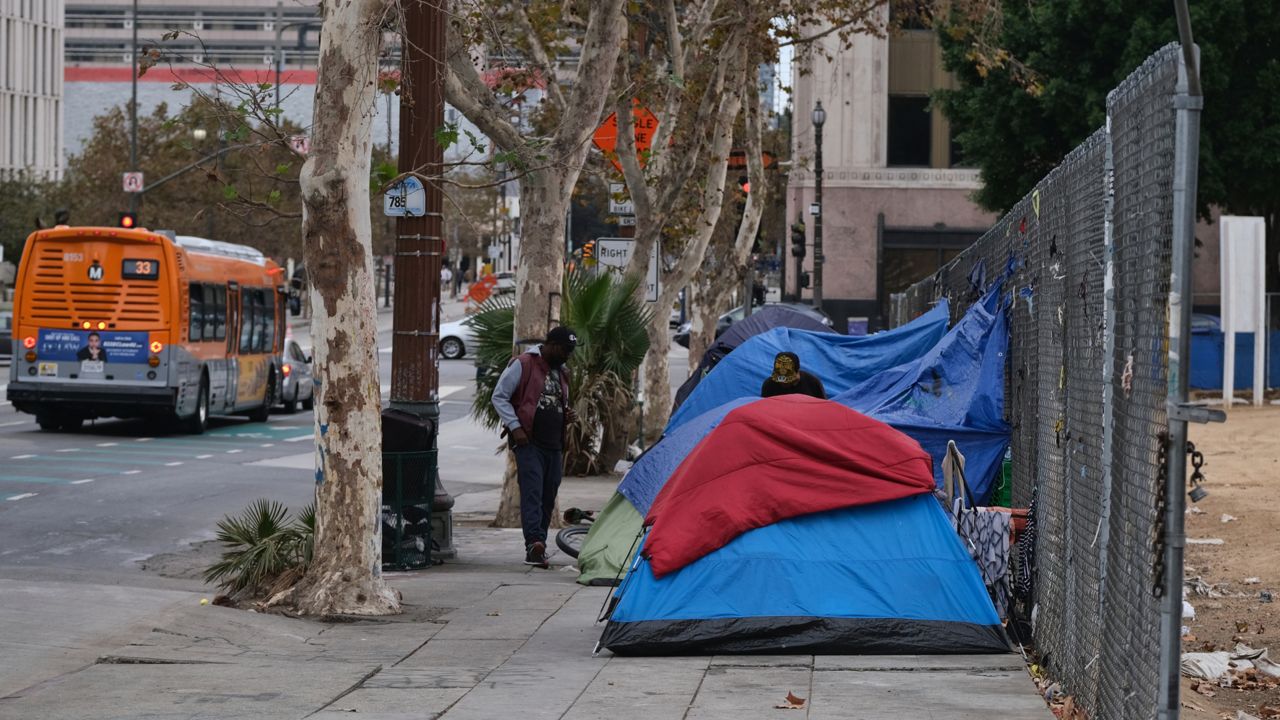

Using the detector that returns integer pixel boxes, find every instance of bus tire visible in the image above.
[182,377,210,435]
[60,416,84,432]
[248,370,274,423]
[36,414,61,432]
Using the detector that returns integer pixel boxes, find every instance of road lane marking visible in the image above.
[11,454,35,459]
[285,434,312,442]
[226,449,242,454]
[260,443,275,448]
[164,461,183,467]
[0,420,27,428]
[97,442,118,447]
[120,470,141,475]
[5,493,38,501]
[136,438,154,442]
[72,479,94,485]
[196,454,213,459]
[55,448,80,453]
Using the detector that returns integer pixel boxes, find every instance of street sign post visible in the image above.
[122,172,144,193]
[384,176,427,217]
[595,238,659,302]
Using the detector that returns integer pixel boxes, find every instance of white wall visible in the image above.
[1,0,65,179]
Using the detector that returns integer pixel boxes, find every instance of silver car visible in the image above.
[278,340,315,413]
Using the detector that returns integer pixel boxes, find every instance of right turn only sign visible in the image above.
[595,238,659,302]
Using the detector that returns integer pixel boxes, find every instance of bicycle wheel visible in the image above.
[555,526,591,559]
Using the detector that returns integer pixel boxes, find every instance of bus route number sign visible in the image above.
[384,176,426,218]
[122,258,160,280]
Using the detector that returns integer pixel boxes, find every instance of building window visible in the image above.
[887,95,932,167]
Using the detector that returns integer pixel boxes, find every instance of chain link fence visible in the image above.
[889,44,1186,718]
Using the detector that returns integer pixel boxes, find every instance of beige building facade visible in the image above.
[1,0,64,179]
[787,15,995,332]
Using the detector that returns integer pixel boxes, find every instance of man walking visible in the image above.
[491,326,578,567]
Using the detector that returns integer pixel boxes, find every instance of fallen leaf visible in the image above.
[1193,681,1217,698]
[1237,621,1251,633]
[1185,634,1199,642]
[774,692,806,710]
[1260,706,1280,719]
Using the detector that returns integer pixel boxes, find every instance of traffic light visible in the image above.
[738,175,750,194]
[118,212,138,229]
[800,271,811,289]
[790,222,806,258]
[582,240,595,260]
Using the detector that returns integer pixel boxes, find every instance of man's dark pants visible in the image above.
[515,444,563,547]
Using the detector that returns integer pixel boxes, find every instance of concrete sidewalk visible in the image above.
[0,522,1052,720]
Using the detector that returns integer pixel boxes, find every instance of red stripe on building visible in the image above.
[65,66,318,85]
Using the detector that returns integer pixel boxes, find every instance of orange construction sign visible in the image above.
[592,103,659,174]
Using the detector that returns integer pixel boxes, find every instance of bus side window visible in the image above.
[261,289,276,354]
[213,286,227,341]
[203,284,218,340]
[240,290,254,353]
[189,284,205,342]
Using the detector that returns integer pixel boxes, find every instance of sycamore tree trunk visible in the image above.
[291,0,398,617]
[492,166,570,528]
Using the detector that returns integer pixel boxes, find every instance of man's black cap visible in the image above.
[547,325,578,349]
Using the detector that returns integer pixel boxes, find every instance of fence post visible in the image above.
[1157,30,1203,720]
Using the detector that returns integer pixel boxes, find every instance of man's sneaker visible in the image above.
[524,541,549,568]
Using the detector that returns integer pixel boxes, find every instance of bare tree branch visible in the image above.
[510,3,568,110]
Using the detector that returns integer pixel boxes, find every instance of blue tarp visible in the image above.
[599,496,1008,655]
[835,290,1011,504]
[619,397,758,515]
[672,306,832,413]
[665,299,951,433]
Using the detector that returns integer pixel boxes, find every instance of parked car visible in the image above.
[0,310,12,364]
[276,339,315,413]
[494,272,516,295]
[440,317,478,360]
[673,302,834,348]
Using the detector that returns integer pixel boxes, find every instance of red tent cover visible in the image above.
[643,395,935,578]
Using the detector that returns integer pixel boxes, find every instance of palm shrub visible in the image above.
[471,269,651,474]
[204,500,314,598]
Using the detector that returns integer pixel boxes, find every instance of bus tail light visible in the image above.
[81,321,91,329]
[25,351,37,363]
[149,341,163,353]
[282,363,292,377]
[97,321,107,330]
[22,336,36,349]
[148,356,160,367]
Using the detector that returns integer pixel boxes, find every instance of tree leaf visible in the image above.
[222,185,239,200]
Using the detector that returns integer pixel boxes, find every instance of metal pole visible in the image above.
[129,0,139,214]
[392,0,453,558]
[1158,11,1208,717]
[812,109,824,309]
[274,2,283,109]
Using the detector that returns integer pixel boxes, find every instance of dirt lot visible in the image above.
[1179,404,1280,719]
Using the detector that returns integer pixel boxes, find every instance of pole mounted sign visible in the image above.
[595,238,659,302]
[122,172,144,193]
[384,176,427,217]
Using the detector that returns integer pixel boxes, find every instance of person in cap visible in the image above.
[760,351,826,400]
[491,325,579,567]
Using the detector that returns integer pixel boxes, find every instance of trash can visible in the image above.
[381,408,438,570]
[382,449,435,570]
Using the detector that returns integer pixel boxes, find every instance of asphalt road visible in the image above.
[0,323,482,589]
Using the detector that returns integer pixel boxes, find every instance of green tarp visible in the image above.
[575,492,644,586]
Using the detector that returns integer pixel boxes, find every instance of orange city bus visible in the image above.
[6,225,287,433]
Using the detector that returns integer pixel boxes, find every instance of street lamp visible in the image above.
[811,101,826,309]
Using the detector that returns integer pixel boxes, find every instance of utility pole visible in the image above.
[811,101,826,309]
[129,0,139,215]
[390,0,454,558]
